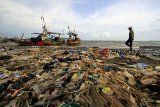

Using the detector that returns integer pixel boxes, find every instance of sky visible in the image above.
[0,0,160,41]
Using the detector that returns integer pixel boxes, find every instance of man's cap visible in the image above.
[128,26,132,29]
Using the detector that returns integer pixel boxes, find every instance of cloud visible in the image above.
[0,0,42,34]
[103,32,111,38]
[0,0,160,40]
[0,0,81,36]
[85,0,160,40]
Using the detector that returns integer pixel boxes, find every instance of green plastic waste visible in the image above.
[61,102,80,107]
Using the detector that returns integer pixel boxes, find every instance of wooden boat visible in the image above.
[66,29,81,46]
[16,38,66,46]
[15,41,34,46]
[66,37,80,46]
[14,17,81,46]
[15,16,66,46]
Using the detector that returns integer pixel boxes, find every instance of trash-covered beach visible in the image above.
[0,46,160,107]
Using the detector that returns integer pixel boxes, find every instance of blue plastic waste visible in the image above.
[136,63,147,68]
[77,49,81,53]
[69,50,75,53]
[0,74,5,79]
[120,51,125,58]
[14,74,21,78]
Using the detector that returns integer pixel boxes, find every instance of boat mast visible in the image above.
[41,15,48,37]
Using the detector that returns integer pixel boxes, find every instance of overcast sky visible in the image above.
[0,0,160,40]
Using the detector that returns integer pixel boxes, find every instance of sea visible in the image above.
[78,41,160,49]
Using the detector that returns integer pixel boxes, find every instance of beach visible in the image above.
[0,45,160,107]
[1,0,160,106]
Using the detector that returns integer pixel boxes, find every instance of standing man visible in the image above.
[125,26,134,51]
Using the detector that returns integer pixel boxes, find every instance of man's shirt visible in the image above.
[129,30,134,40]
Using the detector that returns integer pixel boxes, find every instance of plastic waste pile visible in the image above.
[0,46,160,107]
